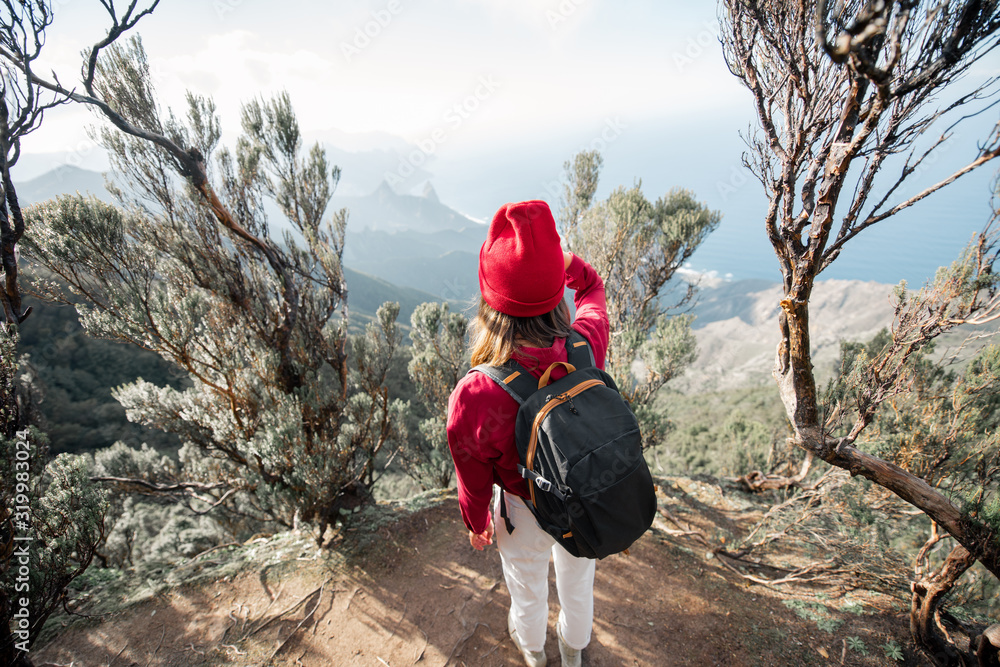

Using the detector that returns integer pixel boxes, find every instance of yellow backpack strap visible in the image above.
[537,361,576,389]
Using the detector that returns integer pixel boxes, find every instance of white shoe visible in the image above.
[558,626,582,667]
[508,610,547,667]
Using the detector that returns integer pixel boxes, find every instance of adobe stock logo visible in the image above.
[537,117,628,202]
[673,20,721,72]
[384,75,502,191]
[340,1,406,63]
[546,0,588,30]
[214,0,245,19]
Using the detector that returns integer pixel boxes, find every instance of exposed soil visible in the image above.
[31,482,926,667]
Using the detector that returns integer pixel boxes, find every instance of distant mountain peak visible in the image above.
[48,164,89,176]
[421,182,439,203]
[374,179,398,198]
[12,164,112,206]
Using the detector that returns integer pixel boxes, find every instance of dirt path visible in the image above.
[32,492,920,666]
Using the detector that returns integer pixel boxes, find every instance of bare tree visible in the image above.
[0,0,72,432]
[831,300,1000,662]
[0,3,160,664]
[721,0,1000,662]
[0,0,72,333]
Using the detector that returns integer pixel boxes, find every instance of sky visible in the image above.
[15,0,1000,286]
[28,1,737,159]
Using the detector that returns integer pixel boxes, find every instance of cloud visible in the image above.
[20,2,748,161]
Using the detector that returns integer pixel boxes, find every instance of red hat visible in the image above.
[479,200,564,317]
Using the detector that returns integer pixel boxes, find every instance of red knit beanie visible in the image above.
[479,200,565,317]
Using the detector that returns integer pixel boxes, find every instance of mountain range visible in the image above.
[12,165,485,319]
[17,111,997,289]
[334,180,484,303]
[680,279,897,393]
[17,163,970,395]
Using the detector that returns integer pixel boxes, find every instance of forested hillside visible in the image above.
[19,267,442,454]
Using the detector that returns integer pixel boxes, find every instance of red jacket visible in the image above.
[446,255,609,533]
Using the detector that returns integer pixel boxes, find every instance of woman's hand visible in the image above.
[469,515,495,550]
[563,251,574,270]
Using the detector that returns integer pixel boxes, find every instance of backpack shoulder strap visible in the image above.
[471,361,538,405]
[566,330,595,369]
[473,331,594,401]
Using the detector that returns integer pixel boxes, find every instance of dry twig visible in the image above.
[144,624,166,667]
[264,579,330,663]
[246,580,329,638]
[414,627,429,663]
[106,640,128,667]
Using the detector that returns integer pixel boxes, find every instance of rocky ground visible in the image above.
[30,477,930,667]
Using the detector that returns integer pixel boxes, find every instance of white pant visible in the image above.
[495,489,596,653]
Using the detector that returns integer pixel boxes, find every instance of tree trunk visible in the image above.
[775,293,824,449]
[825,442,1000,579]
[976,625,1000,666]
[911,542,977,666]
[736,451,814,492]
[774,293,1000,580]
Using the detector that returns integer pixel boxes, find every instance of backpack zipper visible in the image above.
[526,378,605,507]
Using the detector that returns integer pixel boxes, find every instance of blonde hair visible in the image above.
[469,296,573,368]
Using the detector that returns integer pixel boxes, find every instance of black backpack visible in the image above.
[473,331,656,559]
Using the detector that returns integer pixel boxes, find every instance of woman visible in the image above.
[446,200,609,667]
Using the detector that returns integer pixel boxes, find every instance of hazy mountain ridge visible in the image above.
[17,166,949,394]
[335,180,481,234]
[16,165,484,304]
[682,279,900,393]
[336,180,484,302]
[13,164,112,204]
[342,266,446,325]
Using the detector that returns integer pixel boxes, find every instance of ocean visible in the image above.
[686,167,997,287]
